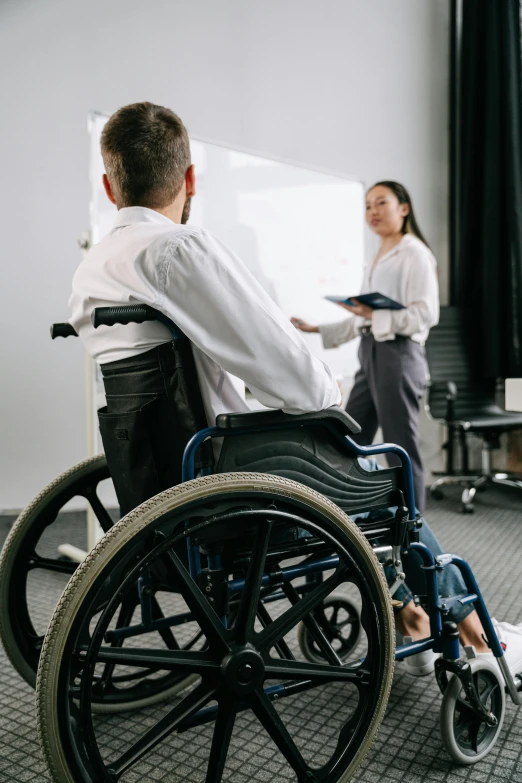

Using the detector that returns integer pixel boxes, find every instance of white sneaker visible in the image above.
[477,618,522,679]
[402,638,440,676]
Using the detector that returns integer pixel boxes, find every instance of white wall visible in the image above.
[0,0,449,510]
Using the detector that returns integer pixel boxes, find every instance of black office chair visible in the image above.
[424,306,522,512]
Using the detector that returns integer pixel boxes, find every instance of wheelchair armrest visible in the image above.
[215,406,362,436]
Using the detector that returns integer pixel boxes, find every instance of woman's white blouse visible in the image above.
[319,234,439,348]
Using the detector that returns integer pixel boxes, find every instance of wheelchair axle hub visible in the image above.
[221,647,266,694]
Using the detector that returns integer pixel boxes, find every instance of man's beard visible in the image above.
[181,196,192,224]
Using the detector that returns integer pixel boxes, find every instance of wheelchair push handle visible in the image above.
[92,305,185,341]
[50,323,78,339]
[92,304,159,329]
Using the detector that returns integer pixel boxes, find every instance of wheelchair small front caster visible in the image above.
[461,503,475,514]
[297,592,361,664]
[439,658,505,764]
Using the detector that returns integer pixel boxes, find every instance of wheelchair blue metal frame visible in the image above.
[394,542,505,664]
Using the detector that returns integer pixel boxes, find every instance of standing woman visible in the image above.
[292,181,439,512]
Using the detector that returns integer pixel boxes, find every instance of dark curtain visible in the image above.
[453,0,522,379]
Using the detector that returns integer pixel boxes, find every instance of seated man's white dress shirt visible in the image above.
[69,207,341,425]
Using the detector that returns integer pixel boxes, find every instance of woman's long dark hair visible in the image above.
[370,180,430,249]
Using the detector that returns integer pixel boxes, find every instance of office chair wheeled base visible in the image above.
[430,472,522,513]
[430,429,522,513]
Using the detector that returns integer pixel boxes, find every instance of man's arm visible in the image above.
[158,230,341,413]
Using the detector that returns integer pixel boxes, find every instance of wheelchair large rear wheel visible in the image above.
[37,472,395,783]
[0,455,197,712]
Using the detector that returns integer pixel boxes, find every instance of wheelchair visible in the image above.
[3,307,521,782]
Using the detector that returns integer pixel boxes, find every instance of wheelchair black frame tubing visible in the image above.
[151,311,187,340]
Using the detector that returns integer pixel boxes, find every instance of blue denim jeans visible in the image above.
[353,458,473,625]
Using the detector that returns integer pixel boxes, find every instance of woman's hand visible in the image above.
[291,317,319,333]
[336,299,373,320]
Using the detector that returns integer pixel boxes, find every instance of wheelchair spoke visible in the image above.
[250,688,310,776]
[85,489,114,534]
[27,555,77,575]
[454,697,477,723]
[256,602,295,661]
[81,646,219,673]
[477,679,499,705]
[165,548,230,654]
[98,592,138,687]
[454,716,473,742]
[233,521,272,643]
[108,681,216,778]
[283,582,342,665]
[469,718,481,752]
[257,567,345,652]
[204,696,238,783]
[265,658,369,686]
[150,595,181,650]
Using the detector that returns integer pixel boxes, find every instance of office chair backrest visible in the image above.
[424,306,496,421]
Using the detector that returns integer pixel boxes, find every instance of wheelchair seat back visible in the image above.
[216,420,404,522]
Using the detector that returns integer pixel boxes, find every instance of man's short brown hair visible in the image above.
[101,102,191,209]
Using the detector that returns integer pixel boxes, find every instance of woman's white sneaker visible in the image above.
[476,618,522,679]
[402,638,440,676]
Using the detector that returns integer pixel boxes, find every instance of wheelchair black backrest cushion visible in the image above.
[216,424,402,517]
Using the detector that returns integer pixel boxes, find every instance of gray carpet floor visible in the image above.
[0,485,521,782]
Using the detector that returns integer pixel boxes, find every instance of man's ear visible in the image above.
[102,173,117,205]
[185,164,196,198]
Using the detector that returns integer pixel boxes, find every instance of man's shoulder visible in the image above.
[75,225,224,285]
[153,225,222,257]
[148,223,204,252]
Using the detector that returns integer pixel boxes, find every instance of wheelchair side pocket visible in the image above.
[98,396,163,516]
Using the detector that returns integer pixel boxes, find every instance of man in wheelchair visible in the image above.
[36,100,520,780]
